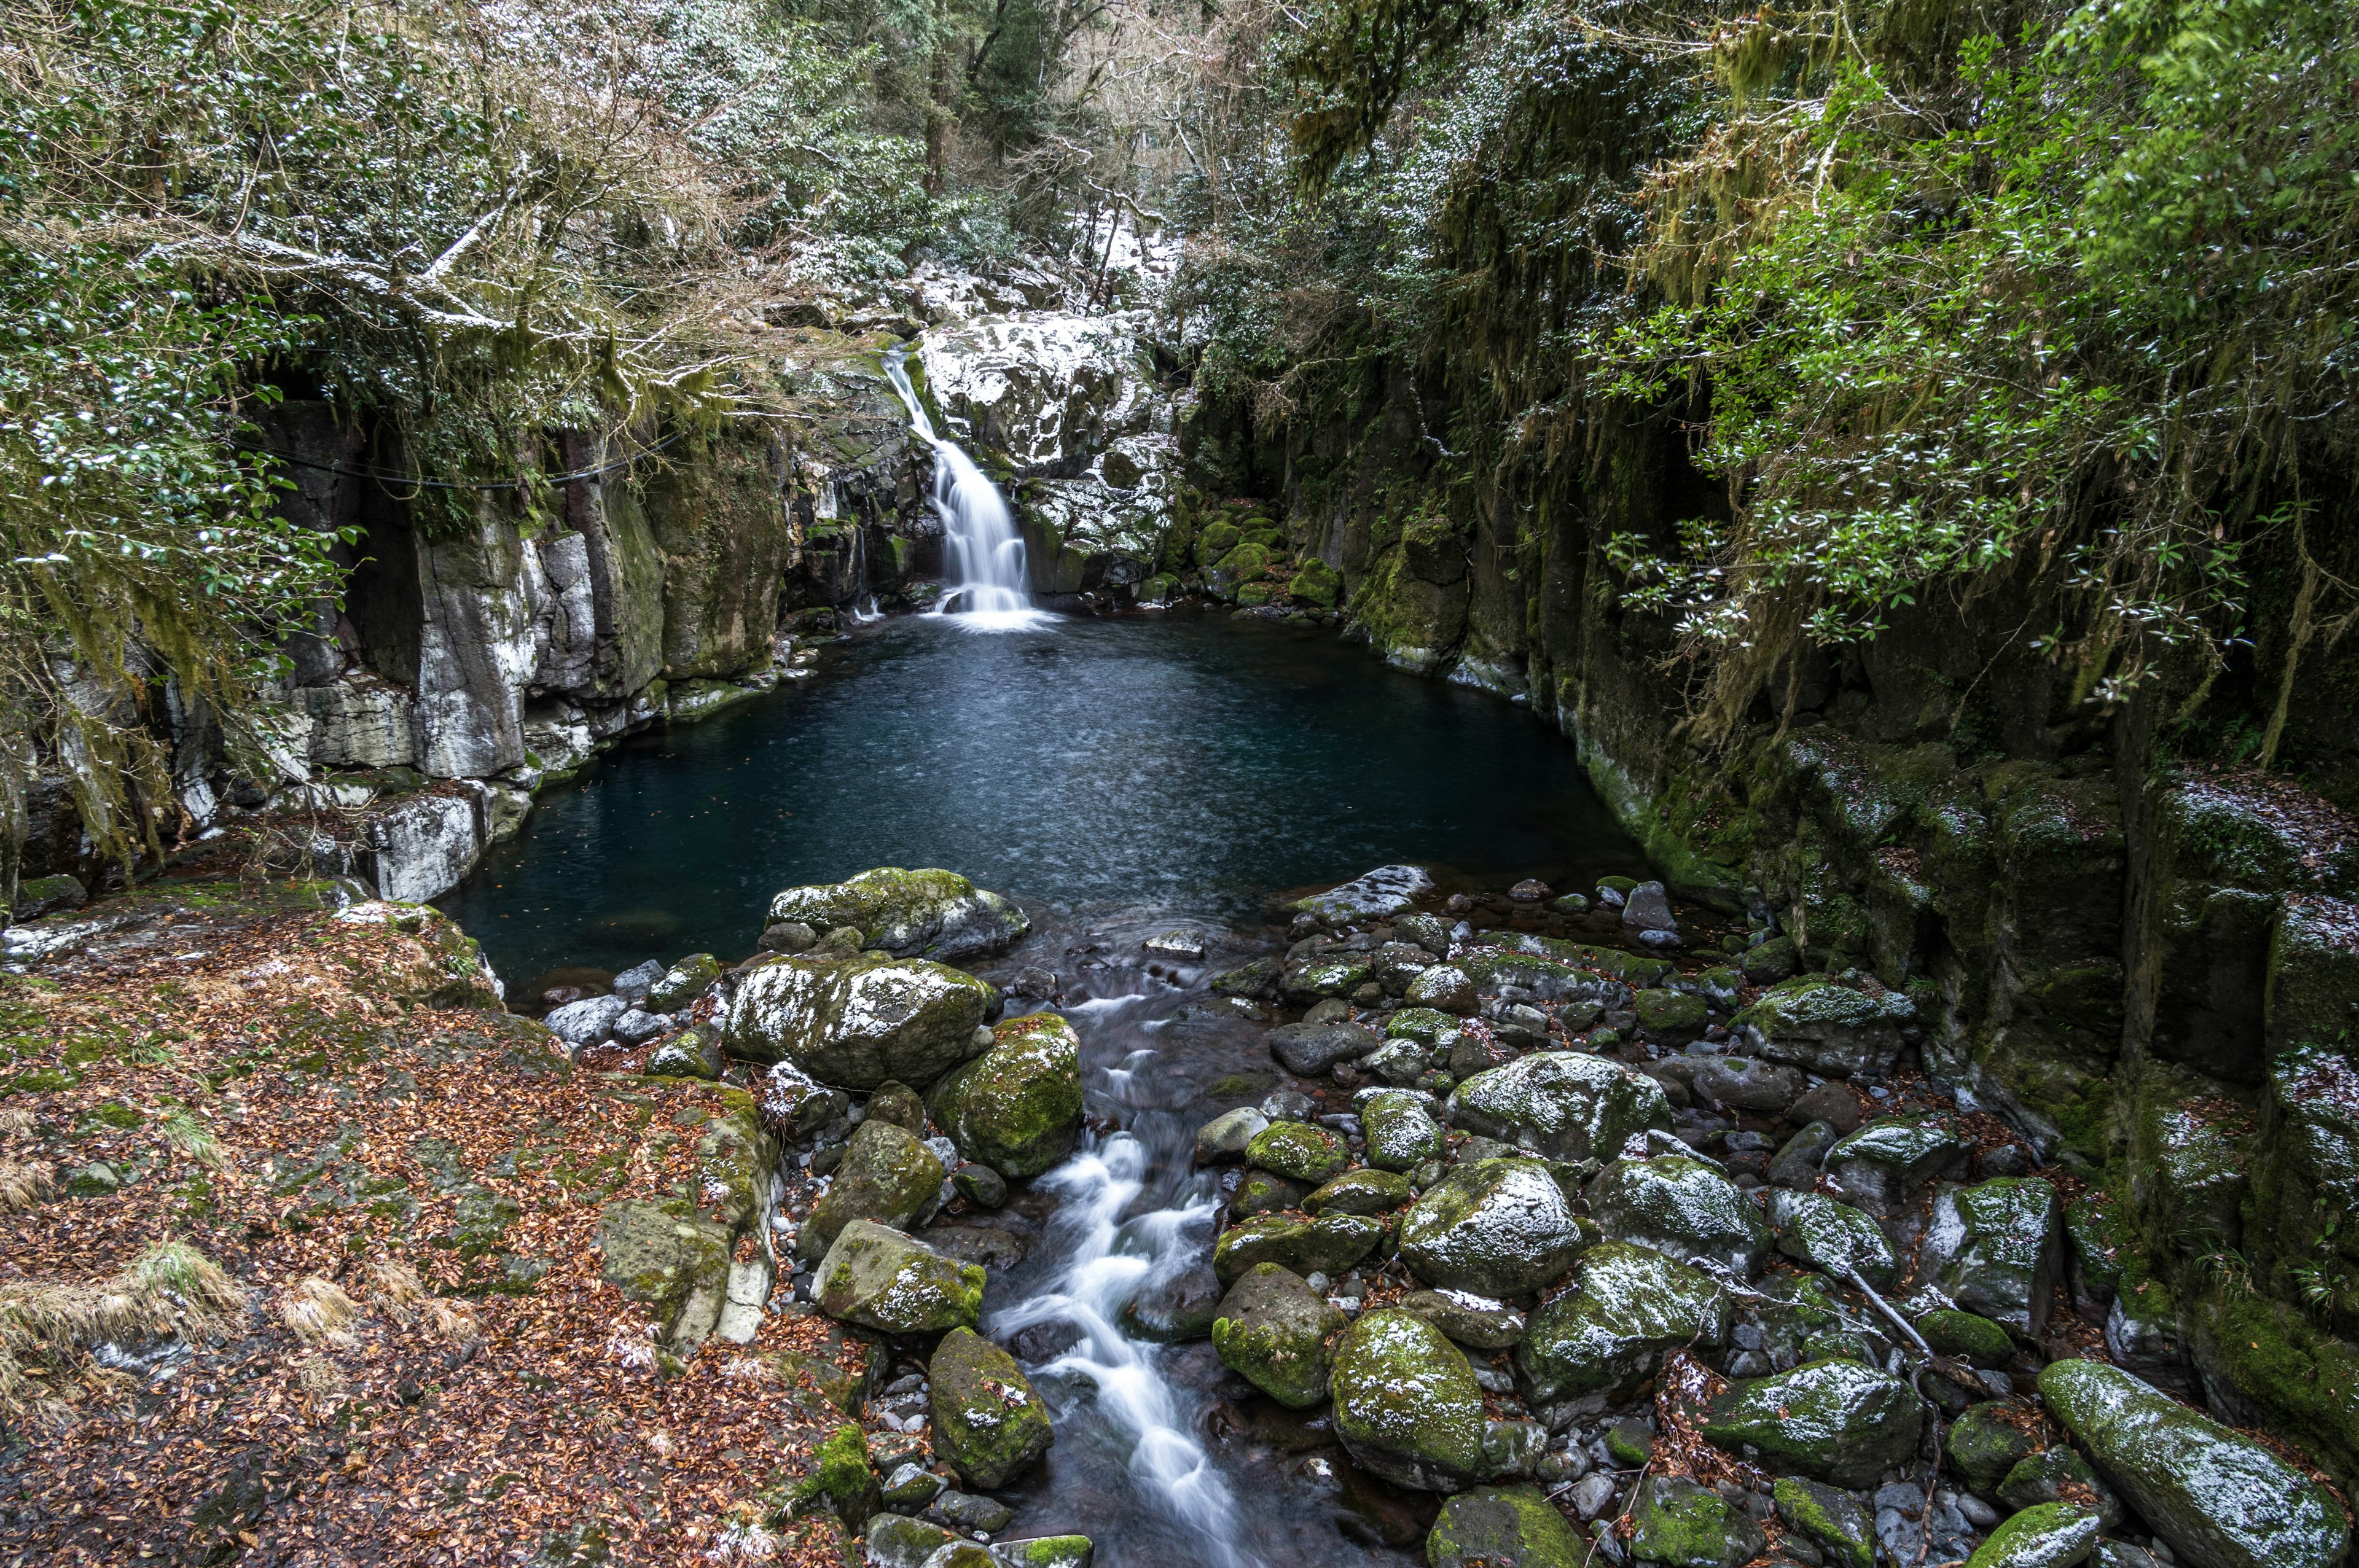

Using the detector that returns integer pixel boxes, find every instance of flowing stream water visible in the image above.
[884,344,1053,631]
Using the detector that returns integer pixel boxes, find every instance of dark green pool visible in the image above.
[440,610,1649,988]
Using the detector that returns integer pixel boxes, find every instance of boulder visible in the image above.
[595,1199,730,1328]
[1425,1484,1589,1568]
[1329,1309,1488,1491]
[1514,1242,1729,1417]
[815,1220,986,1334]
[867,1081,929,1134]
[765,868,1028,962]
[1962,1503,2102,1568]
[1947,1402,2041,1491]
[1701,1360,1925,1487]
[1304,1168,1414,1215]
[1212,1212,1383,1286]
[928,1327,1054,1488]
[1210,957,1281,999]
[1998,1448,2123,1529]
[1208,1263,1347,1408]
[926,1013,1083,1178]
[1267,1021,1380,1075]
[866,1515,958,1568]
[1917,1308,2015,1368]
[1588,1156,1773,1277]
[1361,1090,1444,1171]
[1732,977,1916,1077]
[1120,1248,1223,1344]
[1627,1475,1768,1568]
[1446,1052,1673,1163]
[1406,965,1479,1015]
[1398,1289,1527,1350]
[1767,1120,1841,1189]
[1774,1476,1875,1568]
[1245,1121,1353,1184]
[1291,865,1435,921]
[1283,958,1373,1005]
[1917,1178,2062,1338]
[1399,1159,1593,1297]
[1689,1055,1806,1115]
[1385,1006,1459,1044]
[647,953,722,1012]
[1767,1188,1899,1289]
[1634,989,1710,1043]
[1229,1169,1307,1218]
[799,1118,947,1260]
[1194,1107,1269,1163]
[2038,1358,2349,1568]
[1368,942,1436,996]
[1822,1118,1970,1217]
[546,993,627,1047]
[644,1027,723,1080]
[722,953,993,1089]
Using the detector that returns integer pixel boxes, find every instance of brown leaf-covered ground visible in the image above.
[0,873,855,1567]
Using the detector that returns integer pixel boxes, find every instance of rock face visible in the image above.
[926,1012,1082,1177]
[1208,1263,1347,1408]
[928,1327,1054,1488]
[813,1220,986,1334]
[2040,1359,2349,1568]
[1399,1159,1592,1297]
[721,953,992,1088]
[1329,1309,1489,1491]
[798,1118,945,1259]
[1701,1360,1925,1487]
[1587,1156,1773,1277]
[1514,1242,1728,1416]
[1446,1052,1673,1163]
[765,868,1029,962]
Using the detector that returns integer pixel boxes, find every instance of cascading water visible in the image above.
[884,343,1054,632]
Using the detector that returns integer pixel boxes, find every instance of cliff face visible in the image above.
[1181,367,2359,1491]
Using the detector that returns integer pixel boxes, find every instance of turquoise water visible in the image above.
[442,610,1648,989]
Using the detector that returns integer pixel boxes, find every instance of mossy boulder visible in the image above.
[1962,1503,2101,1568]
[1329,1309,1488,1491]
[1305,1168,1414,1215]
[1731,977,1916,1077]
[1193,519,1242,568]
[595,1198,731,1329]
[1627,1475,1767,1568]
[797,1117,945,1261]
[1406,964,1479,1014]
[1194,1106,1270,1163]
[1773,1476,1874,1568]
[1212,1212,1383,1286]
[1282,959,1374,1005]
[1919,1177,2062,1337]
[765,867,1028,962]
[2039,1357,2349,1568]
[1998,1448,2122,1529]
[1209,1263,1347,1408]
[1947,1402,2042,1491]
[1588,1155,1772,1278]
[1514,1242,1729,1416]
[1288,557,1342,608]
[1767,1188,1899,1289]
[794,1422,880,1530]
[1398,1289,1527,1351]
[1385,1006,1458,1044]
[1399,1158,1592,1297]
[1211,956,1281,999]
[1823,1117,1970,1217]
[1361,1089,1444,1171]
[1633,989,1711,1042]
[1245,1120,1353,1184]
[1446,1051,1673,1163]
[927,1012,1082,1177]
[720,951,993,1089]
[644,1026,723,1080]
[1426,1484,1588,1567]
[1207,542,1273,598]
[646,952,722,1012]
[928,1327,1054,1488]
[1917,1308,2016,1368]
[1700,1360,1925,1486]
[813,1220,985,1334]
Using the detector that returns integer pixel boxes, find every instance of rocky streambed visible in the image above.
[527,855,2352,1568]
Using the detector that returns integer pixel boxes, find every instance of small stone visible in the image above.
[952,1165,1007,1208]
[1194,1106,1269,1164]
[1143,929,1207,961]
[761,920,819,953]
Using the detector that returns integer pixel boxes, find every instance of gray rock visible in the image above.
[1514,1242,1729,1418]
[611,1007,670,1045]
[1689,1054,1805,1114]
[865,1514,959,1568]
[1407,965,1480,1015]
[929,1489,1012,1533]
[1767,1120,1841,1190]
[721,953,994,1089]
[1767,1188,1899,1289]
[1360,1090,1444,1171]
[1447,1051,1674,1163]
[1291,864,1436,921]
[1194,1107,1269,1164]
[2039,1358,2349,1568]
[1775,1475,1874,1568]
[1629,1475,1764,1568]
[762,919,821,953]
[767,867,1030,962]
[1426,1484,1592,1567]
[1702,1360,1925,1488]
[1329,1309,1489,1490]
[1266,1021,1380,1075]
[1399,1159,1594,1297]
[1732,978,1916,1078]
[1622,881,1679,935]
[1569,1472,1619,1521]
[1587,1155,1773,1277]
[1397,1289,1527,1350]
[1917,1177,2062,1337]
[1364,1037,1430,1084]
[1823,1118,1970,1217]
[544,993,627,1047]
[1369,942,1437,996]
[1143,929,1207,961]
[953,1164,1008,1208]
[611,959,666,1005]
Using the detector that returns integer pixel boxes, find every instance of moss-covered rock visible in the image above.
[1398,1289,1527,1350]
[1915,1308,2016,1367]
[1767,1188,1899,1288]
[2039,1357,2349,1568]
[1305,1167,1414,1215]
[1329,1309,1487,1491]
[1627,1475,1767,1568]
[646,953,722,1012]
[792,1422,881,1529]
[720,951,993,1089]
[1822,1117,1970,1217]
[1513,1241,1729,1416]
[643,1026,722,1080]
[928,1326,1054,1488]
[1245,1120,1353,1184]
[1633,989,1710,1042]
[1946,1401,2041,1492]
[1700,1360,1924,1486]
[1288,557,1342,608]
[1399,1158,1592,1297]
[1962,1502,2101,1568]
[1209,1263,1347,1408]
[1385,1007,1458,1044]
[1425,1484,1587,1567]
[1998,1447,2122,1528]
[1361,1089,1444,1171]
[1212,1211,1384,1285]
[926,1012,1082,1177]
[765,867,1028,962]
[595,1198,731,1329]
[1589,1155,1772,1277]
[813,1219,985,1334]
[1446,1051,1673,1163]
[1919,1177,2062,1337]
[1731,977,1916,1077]
[1283,959,1374,1005]
[1774,1476,1874,1568]
[797,1117,945,1260]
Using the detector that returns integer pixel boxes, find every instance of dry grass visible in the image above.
[0,1240,246,1409]
[277,1275,361,1348]
[368,1258,480,1341]
[0,1155,53,1212]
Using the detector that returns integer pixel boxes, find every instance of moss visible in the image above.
[929,1326,1054,1488]
[1946,1401,2040,1491]
[1635,988,1710,1036]
[1914,1308,2015,1366]
[2188,1279,2359,1489]
[793,1423,878,1529]
[928,1012,1082,1177]
[1244,1120,1352,1184]
[1629,1476,1764,1568]
[1329,1309,1487,1487]
[1773,1476,1873,1568]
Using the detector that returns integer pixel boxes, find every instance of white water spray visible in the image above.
[883,344,1054,632]
[993,1131,1243,1567]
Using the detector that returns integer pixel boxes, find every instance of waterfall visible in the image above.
[883,344,1054,632]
